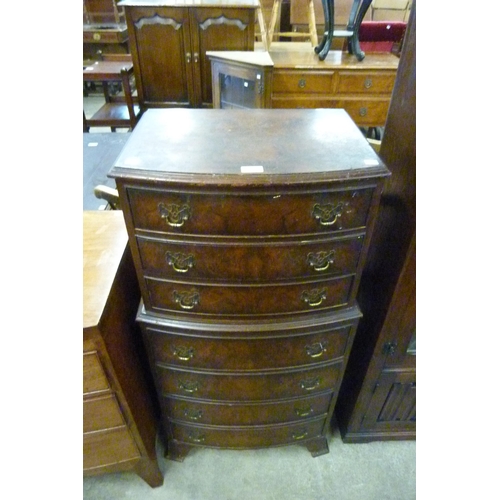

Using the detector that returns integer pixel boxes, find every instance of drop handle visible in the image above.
[172,345,195,361]
[194,52,199,63]
[312,202,344,226]
[186,52,191,63]
[307,250,336,272]
[292,429,308,440]
[178,380,199,393]
[305,342,327,358]
[300,377,321,391]
[294,406,313,417]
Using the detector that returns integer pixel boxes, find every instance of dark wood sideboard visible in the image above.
[109,107,390,460]
[118,0,258,108]
[208,43,399,127]
[334,0,416,442]
[83,211,163,486]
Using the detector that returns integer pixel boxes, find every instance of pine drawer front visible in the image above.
[83,427,140,470]
[146,325,350,370]
[125,187,374,237]
[83,394,126,433]
[336,71,396,95]
[136,233,364,282]
[163,392,333,426]
[272,71,334,94]
[169,418,325,449]
[156,362,342,401]
[144,275,353,316]
[83,352,109,395]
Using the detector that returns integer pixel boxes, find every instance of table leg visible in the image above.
[347,0,373,61]
[316,0,334,61]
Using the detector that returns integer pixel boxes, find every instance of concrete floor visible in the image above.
[83,423,416,500]
[83,95,416,500]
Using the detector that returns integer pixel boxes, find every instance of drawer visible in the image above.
[333,99,391,127]
[144,275,353,317]
[83,427,140,470]
[126,187,373,237]
[336,71,396,95]
[83,394,125,433]
[156,362,342,401]
[163,392,333,426]
[83,30,128,44]
[170,418,325,449]
[146,325,350,370]
[272,71,334,94]
[83,352,109,395]
[137,234,364,282]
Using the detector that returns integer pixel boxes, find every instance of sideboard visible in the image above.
[209,43,399,127]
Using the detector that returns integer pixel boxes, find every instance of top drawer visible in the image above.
[337,71,396,95]
[272,71,334,94]
[125,187,374,237]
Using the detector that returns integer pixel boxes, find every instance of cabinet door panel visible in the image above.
[128,7,193,106]
[189,8,255,106]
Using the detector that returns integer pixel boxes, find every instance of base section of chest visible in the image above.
[137,304,362,459]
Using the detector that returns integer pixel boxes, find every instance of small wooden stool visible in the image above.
[268,0,318,48]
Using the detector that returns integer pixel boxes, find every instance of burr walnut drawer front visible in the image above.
[125,187,373,236]
[272,71,334,94]
[156,362,342,401]
[136,234,364,282]
[83,394,126,433]
[146,325,350,370]
[83,352,109,395]
[163,392,333,426]
[336,71,396,95]
[170,418,325,449]
[145,276,353,316]
[83,427,140,470]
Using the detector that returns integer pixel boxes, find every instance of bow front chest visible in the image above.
[109,108,390,460]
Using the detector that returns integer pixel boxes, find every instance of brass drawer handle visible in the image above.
[300,377,321,391]
[183,408,203,421]
[307,250,336,272]
[305,342,327,358]
[172,345,195,361]
[178,380,199,393]
[173,289,200,310]
[188,432,205,443]
[158,202,191,227]
[166,251,195,273]
[359,107,368,117]
[194,52,199,63]
[294,406,313,417]
[312,202,344,226]
[364,78,373,89]
[186,52,191,64]
[298,78,306,88]
[292,429,308,440]
[301,288,327,307]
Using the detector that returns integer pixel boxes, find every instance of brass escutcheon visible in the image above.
[307,250,336,272]
[305,342,327,358]
[301,288,327,307]
[158,202,191,227]
[173,345,195,361]
[166,251,195,273]
[312,203,344,226]
[300,377,321,391]
[173,289,200,310]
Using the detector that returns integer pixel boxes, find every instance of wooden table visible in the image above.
[83,211,163,487]
[83,60,139,131]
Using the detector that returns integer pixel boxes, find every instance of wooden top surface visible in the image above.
[110,108,389,184]
[83,60,133,80]
[83,211,129,329]
[118,0,259,7]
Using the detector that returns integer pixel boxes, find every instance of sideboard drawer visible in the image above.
[83,427,140,470]
[147,325,350,370]
[83,394,126,433]
[337,71,396,95]
[170,418,325,449]
[126,187,373,237]
[137,234,364,282]
[163,392,333,426]
[272,71,334,94]
[157,362,342,401]
[83,352,109,395]
[145,276,353,316]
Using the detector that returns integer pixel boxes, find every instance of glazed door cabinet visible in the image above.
[121,0,257,108]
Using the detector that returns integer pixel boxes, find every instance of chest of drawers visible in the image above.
[109,107,390,460]
[209,45,399,127]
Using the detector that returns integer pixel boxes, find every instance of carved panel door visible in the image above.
[126,7,194,107]
[189,8,256,107]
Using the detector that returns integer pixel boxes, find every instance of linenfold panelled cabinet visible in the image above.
[118,0,258,108]
[109,108,390,460]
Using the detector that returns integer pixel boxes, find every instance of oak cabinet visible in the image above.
[120,0,258,108]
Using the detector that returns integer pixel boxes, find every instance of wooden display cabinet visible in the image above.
[119,0,258,108]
